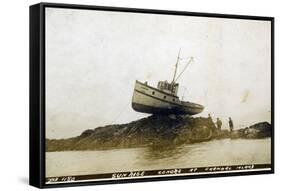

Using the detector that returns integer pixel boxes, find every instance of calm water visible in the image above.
[46,138,271,177]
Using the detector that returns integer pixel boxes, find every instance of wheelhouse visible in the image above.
[157,80,179,96]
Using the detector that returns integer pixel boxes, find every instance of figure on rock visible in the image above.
[216,118,222,131]
[229,117,234,132]
[208,114,213,123]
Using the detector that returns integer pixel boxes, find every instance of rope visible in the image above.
[175,57,194,82]
[109,101,131,125]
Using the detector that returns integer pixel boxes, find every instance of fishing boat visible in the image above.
[132,50,204,115]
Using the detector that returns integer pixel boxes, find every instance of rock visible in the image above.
[243,122,271,138]
[46,115,216,151]
[229,122,271,139]
[189,126,213,143]
[215,129,230,139]
[46,116,271,152]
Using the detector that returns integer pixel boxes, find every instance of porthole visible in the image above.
[152,91,155,95]
[164,96,166,99]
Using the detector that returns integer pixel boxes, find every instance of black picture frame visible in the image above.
[30,2,274,189]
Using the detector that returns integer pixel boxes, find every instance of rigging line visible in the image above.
[172,48,181,83]
[101,85,131,125]
[180,86,188,100]
[175,57,194,82]
[109,101,131,125]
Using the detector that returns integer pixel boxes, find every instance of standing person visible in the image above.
[207,113,216,131]
[216,118,222,131]
[208,114,213,123]
[229,117,234,132]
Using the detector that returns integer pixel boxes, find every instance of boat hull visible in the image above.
[132,81,204,115]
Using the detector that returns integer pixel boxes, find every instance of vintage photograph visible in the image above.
[44,6,272,184]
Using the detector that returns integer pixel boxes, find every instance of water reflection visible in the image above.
[46,138,271,177]
[142,145,187,161]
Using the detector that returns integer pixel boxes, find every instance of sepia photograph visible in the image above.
[40,4,273,185]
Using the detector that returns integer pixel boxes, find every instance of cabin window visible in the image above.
[167,84,171,90]
[173,98,175,101]
[152,91,155,95]
[164,96,166,99]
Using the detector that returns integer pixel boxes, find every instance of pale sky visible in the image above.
[46,8,271,139]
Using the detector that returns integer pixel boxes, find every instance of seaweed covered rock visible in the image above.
[46,116,271,152]
[46,115,216,152]
[242,122,271,139]
[230,122,271,139]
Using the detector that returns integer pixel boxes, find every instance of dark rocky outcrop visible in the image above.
[230,122,271,139]
[46,115,271,152]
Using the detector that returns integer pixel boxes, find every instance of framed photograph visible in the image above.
[29,2,274,188]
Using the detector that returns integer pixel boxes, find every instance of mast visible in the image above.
[172,48,181,84]
[175,56,193,82]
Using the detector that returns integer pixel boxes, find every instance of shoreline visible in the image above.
[46,115,271,152]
